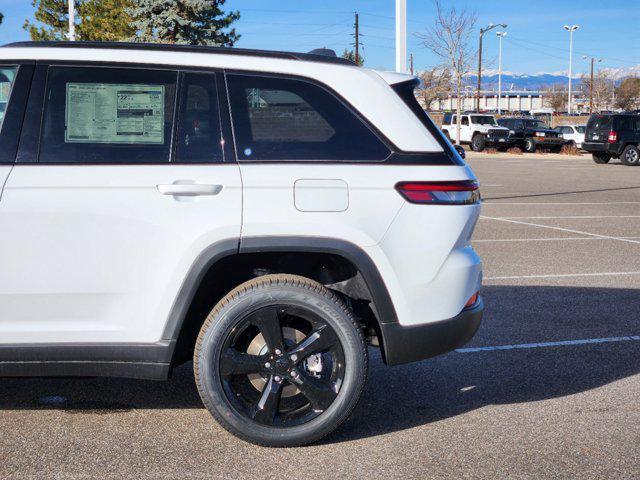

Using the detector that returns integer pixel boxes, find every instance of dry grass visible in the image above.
[561,143,582,156]
[506,147,523,155]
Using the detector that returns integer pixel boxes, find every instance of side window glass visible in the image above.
[39,66,177,164]
[451,115,457,124]
[515,120,524,130]
[227,74,389,161]
[0,66,18,131]
[175,72,223,163]
[461,116,469,126]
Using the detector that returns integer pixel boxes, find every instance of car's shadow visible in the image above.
[0,286,638,444]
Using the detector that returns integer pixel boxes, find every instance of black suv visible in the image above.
[583,114,640,166]
[497,117,565,153]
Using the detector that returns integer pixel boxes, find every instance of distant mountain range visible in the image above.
[464,65,640,92]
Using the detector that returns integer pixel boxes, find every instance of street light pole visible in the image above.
[496,31,507,114]
[476,23,507,111]
[68,0,76,41]
[563,25,579,114]
[395,0,407,73]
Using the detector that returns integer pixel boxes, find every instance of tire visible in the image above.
[524,138,536,153]
[592,153,611,164]
[621,145,640,166]
[194,274,368,447]
[471,133,486,152]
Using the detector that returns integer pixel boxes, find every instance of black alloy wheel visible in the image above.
[194,274,367,447]
[219,304,345,427]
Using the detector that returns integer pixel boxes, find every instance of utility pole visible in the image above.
[410,53,414,75]
[354,12,360,65]
[563,25,580,114]
[476,23,507,111]
[395,0,407,73]
[68,0,76,41]
[582,55,602,114]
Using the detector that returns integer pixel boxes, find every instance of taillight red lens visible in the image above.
[465,292,479,308]
[395,180,480,205]
[608,131,617,143]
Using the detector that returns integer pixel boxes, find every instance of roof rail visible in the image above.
[3,41,355,66]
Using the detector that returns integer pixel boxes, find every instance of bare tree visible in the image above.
[542,84,567,112]
[416,66,452,110]
[580,69,612,112]
[615,77,640,111]
[417,0,477,144]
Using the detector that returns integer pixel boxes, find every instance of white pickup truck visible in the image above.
[442,113,514,152]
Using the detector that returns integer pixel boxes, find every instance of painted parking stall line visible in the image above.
[457,336,640,353]
[484,271,640,280]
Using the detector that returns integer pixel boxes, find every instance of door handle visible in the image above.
[157,183,223,196]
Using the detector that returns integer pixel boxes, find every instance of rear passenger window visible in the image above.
[39,66,177,164]
[227,74,389,161]
[175,72,223,163]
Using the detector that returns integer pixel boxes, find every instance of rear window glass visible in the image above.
[587,116,612,131]
[0,66,18,130]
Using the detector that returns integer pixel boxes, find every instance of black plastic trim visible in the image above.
[239,236,399,325]
[0,341,175,380]
[4,41,356,66]
[379,298,483,366]
[161,239,240,340]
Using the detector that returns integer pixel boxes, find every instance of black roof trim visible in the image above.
[3,41,355,66]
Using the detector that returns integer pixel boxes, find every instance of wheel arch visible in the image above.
[163,237,399,367]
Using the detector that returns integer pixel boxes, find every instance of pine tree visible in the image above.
[341,49,364,66]
[127,0,240,46]
[24,0,135,41]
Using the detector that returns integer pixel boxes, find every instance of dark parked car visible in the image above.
[497,117,565,153]
[582,114,640,166]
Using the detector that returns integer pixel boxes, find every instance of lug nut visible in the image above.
[290,354,298,362]
[290,370,299,378]
[274,375,282,382]
[264,362,271,369]
[274,349,282,355]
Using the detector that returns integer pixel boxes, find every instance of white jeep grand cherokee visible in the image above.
[0,41,483,447]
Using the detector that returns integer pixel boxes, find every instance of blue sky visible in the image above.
[0,0,638,74]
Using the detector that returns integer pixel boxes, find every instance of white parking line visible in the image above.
[457,336,640,353]
[481,215,640,245]
[500,215,640,219]
[484,271,640,280]
[474,236,640,243]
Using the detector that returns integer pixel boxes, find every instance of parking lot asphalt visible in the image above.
[1,152,639,480]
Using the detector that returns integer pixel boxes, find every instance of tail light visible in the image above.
[465,292,479,308]
[395,180,480,205]
[608,131,617,143]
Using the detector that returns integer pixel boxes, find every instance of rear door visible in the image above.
[0,63,33,197]
[0,64,241,344]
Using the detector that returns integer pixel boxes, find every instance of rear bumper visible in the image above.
[379,298,484,366]
[582,142,621,155]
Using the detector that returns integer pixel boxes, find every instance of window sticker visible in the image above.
[65,83,165,144]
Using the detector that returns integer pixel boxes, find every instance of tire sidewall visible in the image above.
[525,138,536,153]
[622,145,640,166]
[196,280,366,446]
[471,134,485,152]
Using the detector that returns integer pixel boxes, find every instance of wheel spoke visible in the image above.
[251,376,283,425]
[291,372,338,411]
[220,349,267,377]
[250,306,285,353]
[289,325,339,360]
